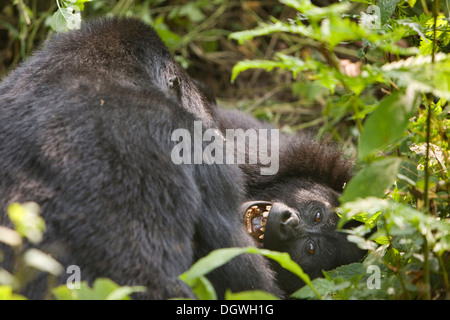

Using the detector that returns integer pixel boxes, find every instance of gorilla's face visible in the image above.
[242,183,366,295]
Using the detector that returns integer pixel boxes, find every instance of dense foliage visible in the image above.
[0,0,448,300]
[227,0,450,300]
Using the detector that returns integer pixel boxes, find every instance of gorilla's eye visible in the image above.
[314,211,322,223]
[307,241,316,255]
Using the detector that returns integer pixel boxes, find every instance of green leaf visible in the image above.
[178,3,206,23]
[327,262,367,280]
[419,16,450,54]
[105,285,147,300]
[188,276,217,300]
[179,247,249,285]
[372,235,391,245]
[179,247,322,300]
[340,158,402,203]
[338,197,450,254]
[74,0,93,9]
[0,226,22,247]
[280,0,350,20]
[231,60,286,83]
[52,281,95,300]
[231,54,317,82]
[50,10,68,32]
[378,0,401,25]
[225,290,279,300]
[381,53,450,99]
[229,20,313,44]
[0,286,27,300]
[92,278,121,299]
[347,234,378,250]
[351,0,375,3]
[52,278,145,300]
[339,210,382,229]
[252,248,316,294]
[359,90,419,159]
[23,248,64,276]
[90,278,145,300]
[7,202,45,244]
[52,285,76,300]
[279,0,315,13]
[290,278,335,299]
[321,15,367,48]
[153,16,181,47]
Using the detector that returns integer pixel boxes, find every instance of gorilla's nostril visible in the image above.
[280,210,300,228]
[281,210,292,222]
[264,204,299,246]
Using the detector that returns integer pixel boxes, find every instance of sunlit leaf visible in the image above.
[359,90,419,159]
[341,158,402,203]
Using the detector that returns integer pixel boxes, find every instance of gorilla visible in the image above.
[0,18,281,299]
[217,108,366,295]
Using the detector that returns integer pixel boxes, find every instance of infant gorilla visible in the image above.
[217,108,366,295]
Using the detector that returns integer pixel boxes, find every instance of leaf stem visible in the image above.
[422,0,440,301]
[423,236,431,300]
[424,0,439,215]
[16,0,31,25]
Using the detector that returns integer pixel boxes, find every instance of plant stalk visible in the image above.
[422,0,440,301]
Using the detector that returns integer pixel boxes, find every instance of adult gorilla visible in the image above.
[0,18,280,299]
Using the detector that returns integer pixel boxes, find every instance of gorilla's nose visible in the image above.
[264,203,299,248]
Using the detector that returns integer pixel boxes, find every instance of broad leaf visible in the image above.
[340,158,402,203]
[225,290,279,300]
[179,246,322,299]
[359,90,418,159]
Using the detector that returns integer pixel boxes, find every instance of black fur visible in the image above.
[0,18,280,299]
[217,108,366,295]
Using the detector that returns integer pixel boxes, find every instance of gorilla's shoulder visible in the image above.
[80,17,160,40]
[45,17,167,56]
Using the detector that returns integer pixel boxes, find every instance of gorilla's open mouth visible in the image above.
[244,202,272,244]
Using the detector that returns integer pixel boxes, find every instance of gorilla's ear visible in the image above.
[168,75,182,102]
[168,75,180,90]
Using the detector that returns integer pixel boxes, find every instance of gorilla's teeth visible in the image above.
[263,211,269,218]
[261,219,266,226]
[260,227,265,232]
[266,205,272,211]
[259,234,264,240]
